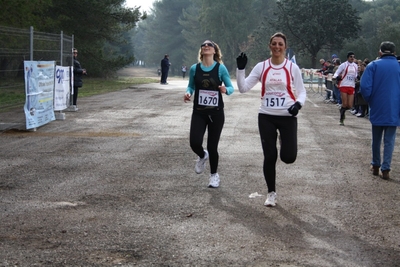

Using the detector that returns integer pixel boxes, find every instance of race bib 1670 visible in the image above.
[199,89,219,107]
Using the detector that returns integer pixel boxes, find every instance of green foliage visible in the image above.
[4,0,400,75]
[0,0,53,28]
[197,0,257,71]
[0,80,25,111]
[244,0,278,67]
[271,0,361,68]
[179,1,209,66]
[138,0,191,75]
[43,0,143,77]
[0,0,145,77]
[341,37,372,61]
[358,1,400,59]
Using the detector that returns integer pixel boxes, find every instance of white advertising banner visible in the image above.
[24,61,56,129]
[54,66,71,111]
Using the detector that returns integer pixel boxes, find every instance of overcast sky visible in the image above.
[124,0,155,13]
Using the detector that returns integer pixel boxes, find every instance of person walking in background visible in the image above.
[333,51,358,126]
[184,40,234,188]
[181,64,187,79]
[360,41,400,180]
[236,32,307,207]
[72,48,86,111]
[160,54,171,84]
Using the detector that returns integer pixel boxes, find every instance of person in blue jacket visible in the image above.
[183,40,234,188]
[360,41,400,180]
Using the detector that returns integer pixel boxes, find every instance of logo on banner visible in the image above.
[56,68,65,84]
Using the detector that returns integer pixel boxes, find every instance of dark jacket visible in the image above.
[73,57,84,88]
[323,65,334,75]
[161,57,170,72]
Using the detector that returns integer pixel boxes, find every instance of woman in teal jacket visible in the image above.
[360,41,400,179]
[183,40,234,188]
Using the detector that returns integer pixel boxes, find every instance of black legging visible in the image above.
[190,110,225,174]
[258,113,298,192]
[73,86,79,105]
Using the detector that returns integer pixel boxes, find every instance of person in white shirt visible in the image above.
[181,65,187,79]
[236,32,307,207]
[333,51,358,125]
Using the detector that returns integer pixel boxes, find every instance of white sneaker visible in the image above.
[66,105,78,111]
[208,173,220,188]
[195,150,208,174]
[264,192,277,207]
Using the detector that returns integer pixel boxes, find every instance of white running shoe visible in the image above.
[208,173,220,188]
[264,192,277,207]
[195,150,208,174]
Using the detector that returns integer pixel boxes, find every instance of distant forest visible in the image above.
[2,0,399,76]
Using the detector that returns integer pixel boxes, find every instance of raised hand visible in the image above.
[236,52,248,70]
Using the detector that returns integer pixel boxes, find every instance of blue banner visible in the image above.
[24,61,56,129]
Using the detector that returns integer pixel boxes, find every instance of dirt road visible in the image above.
[1,67,399,266]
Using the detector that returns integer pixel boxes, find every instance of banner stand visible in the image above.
[55,110,66,120]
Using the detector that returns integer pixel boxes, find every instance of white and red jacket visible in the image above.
[236,59,307,116]
[333,61,358,88]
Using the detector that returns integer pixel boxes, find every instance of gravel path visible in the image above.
[1,67,399,266]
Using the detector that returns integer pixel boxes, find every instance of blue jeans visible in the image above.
[371,125,397,171]
[333,84,341,104]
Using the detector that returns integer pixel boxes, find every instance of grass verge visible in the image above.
[0,77,159,112]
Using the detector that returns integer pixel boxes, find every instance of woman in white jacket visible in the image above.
[236,32,307,207]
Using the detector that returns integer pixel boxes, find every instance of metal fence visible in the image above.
[0,25,74,110]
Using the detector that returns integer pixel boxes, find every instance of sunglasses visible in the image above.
[201,42,214,48]
[349,55,355,58]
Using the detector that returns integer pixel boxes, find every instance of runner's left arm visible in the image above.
[219,64,234,95]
